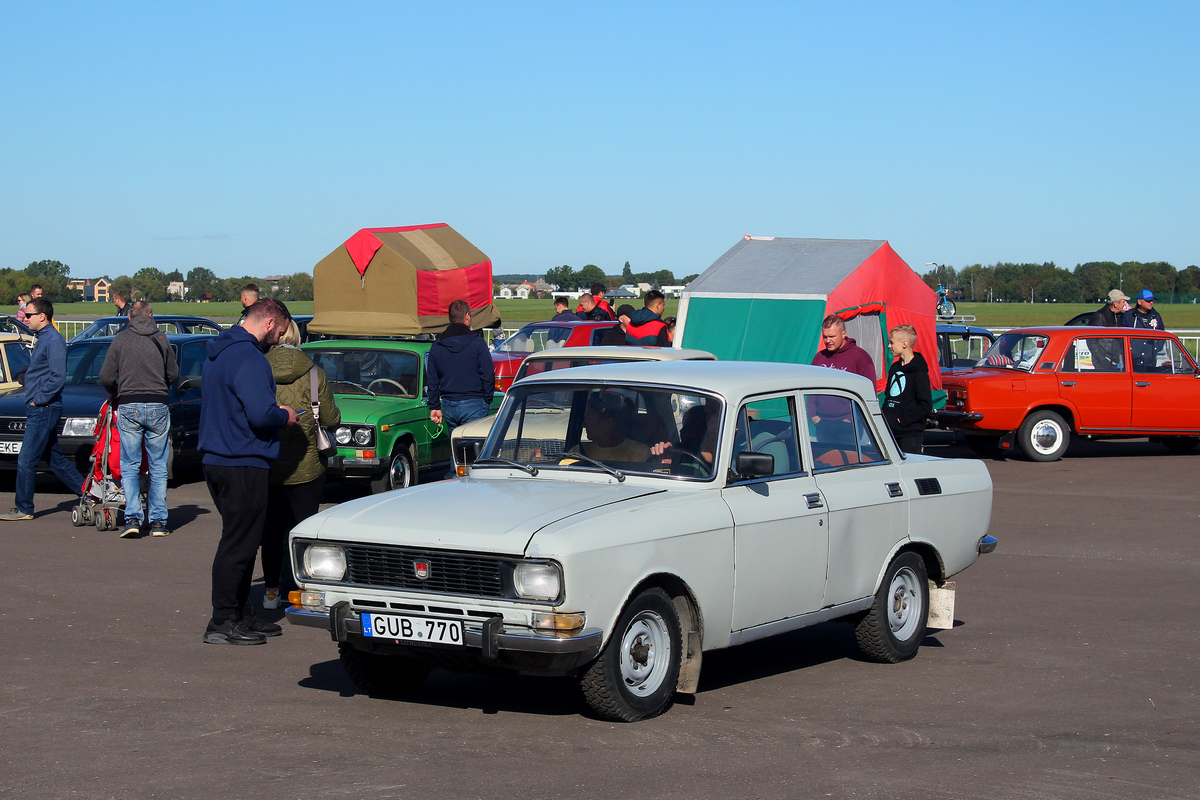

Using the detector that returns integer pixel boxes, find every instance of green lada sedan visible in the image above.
[302,339,493,492]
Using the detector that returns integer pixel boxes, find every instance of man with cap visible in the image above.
[599,305,635,346]
[1095,289,1130,327]
[1122,289,1165,330]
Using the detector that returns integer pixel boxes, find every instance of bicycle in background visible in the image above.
[926,262,957,318]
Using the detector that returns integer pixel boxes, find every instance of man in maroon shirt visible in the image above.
[811,315,876,382]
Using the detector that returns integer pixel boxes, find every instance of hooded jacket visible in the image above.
[882,352,933,435]
[199,325,289,469]
[811,336,876,383]
[267,346,341,485]
[99,314,179,404]
[427,322,495,409]
[625,308,669,346]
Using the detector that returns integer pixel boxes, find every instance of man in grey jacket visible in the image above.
[1,298,85,521]
[99,302,180,537]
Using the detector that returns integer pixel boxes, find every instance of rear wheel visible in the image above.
[370,446,417,494]
[339,642,430,696]
[71,505,84,527]
[1163,436,1199,454]
[855,551,929,663]
[1016,410,1070,462]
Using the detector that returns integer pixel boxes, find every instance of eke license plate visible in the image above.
[0,441,21,454]
[361,613,463,646]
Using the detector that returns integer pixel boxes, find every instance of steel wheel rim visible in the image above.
[888,566,922,641]
[1030,419,1063,455]
[619,611,669,697]
[389,455,411,489]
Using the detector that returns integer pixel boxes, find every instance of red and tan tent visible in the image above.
[309,223,500,337]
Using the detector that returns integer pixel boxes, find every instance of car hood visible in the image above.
[331,394,422,425]
[0,384,109,419]
[294,478,665,555]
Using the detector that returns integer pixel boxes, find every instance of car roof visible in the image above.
[71,332,216,345]
[301,338,433,353]
[517,320,615,328]
[521,345,715,363]
[1005,326,1178,337]
[936,323,993,336]
[87,315,219,323]
[518,360,877,401]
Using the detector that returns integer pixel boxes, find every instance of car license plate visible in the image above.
[361,613,463,646]
[0,441,20,454]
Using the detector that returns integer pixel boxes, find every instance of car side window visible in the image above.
[1061,338,1125,373]
[805,394,886,470]
[733,396,802,477]
[5,343,30,379]
[179,342,206,378]
[591,326,616,346]
[1131,338,1195,375]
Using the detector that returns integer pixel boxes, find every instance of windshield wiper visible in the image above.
[559,451,626,482]
[331,379,377,397]
[472,457,539,476]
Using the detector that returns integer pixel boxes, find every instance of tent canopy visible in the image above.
[309,223,500,337]
[677,236,942,393]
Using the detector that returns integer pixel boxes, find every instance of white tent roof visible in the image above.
[684,237,886,299]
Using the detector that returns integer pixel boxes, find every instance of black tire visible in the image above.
[964,435,998,456]
[370,446,417,494]
[71,505,84,527]
[937,297,956,317]
[854,551,929,664]
[580,587,682,722]
[1163,436,1200,454]
[1016,410,1070,462]
[338,642,430,697]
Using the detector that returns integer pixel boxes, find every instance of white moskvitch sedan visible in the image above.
[287,361,996,721]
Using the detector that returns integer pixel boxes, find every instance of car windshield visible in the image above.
[65,342,112,385]
[480,383,721,480]
[496,326,571,354]
[309,349,420,397]
[979,333,1049,372]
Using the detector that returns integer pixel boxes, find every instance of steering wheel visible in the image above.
[664,446,710,476]
[367,378,406,394]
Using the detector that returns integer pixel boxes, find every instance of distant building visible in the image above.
[66,277,112,302]
[607,286,638,299]
[167,281,187,299]
[496,283,532,300]
[660,285,686,298]
[263,275,287,292]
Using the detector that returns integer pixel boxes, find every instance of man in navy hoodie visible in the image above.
[200,299,297,645]
[428,300,495,433]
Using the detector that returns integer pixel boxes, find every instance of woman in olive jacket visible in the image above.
[260,320,341,609]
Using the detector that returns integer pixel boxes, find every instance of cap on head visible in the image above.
[1107,289,1130,303]
[616,304,635,317]
[1138,289,1155,301]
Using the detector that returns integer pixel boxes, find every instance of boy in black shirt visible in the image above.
[883,324,932,455]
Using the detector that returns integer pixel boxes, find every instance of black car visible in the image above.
[1064,311,1101,326]
[0,334,208,479]
[69,315,223,343]
[0,315,34,337]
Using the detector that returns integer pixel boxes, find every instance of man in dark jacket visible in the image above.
[112,289,131,316]
[428,300,495,432]
[626,291,670,346]
[200,299,296,645]
[1123,289,1165,330]
[551,296,582,322]
[99,302,179,538]
[1096,289,1129,327]
[811,315,876,381]
[882,325,933,455]
[600,305,635,346]
[1,298,85,521]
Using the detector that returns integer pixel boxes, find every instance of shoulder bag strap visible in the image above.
[309,365,321,417]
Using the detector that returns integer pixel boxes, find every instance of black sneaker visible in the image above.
[240,610,283,637]
[203,619,267,646]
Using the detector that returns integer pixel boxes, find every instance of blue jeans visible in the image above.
[440,397,490,433]
[15,401,85,515]
[116,403,171,526]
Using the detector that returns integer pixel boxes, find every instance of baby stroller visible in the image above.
[71,399,147,531]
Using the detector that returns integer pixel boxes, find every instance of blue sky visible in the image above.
[1,2,1196,280]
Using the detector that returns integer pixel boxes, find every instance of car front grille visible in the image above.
[343,544,506,598]
[0,416,68,437]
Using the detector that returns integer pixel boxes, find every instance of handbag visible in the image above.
[310,366,338,458]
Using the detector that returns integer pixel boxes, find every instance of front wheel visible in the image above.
[936,296,956,317]
[339,643,430,697]
[1016,410,1070,461]
[370,446,417,494]
[580,587,682,722]
[855,551,929,663]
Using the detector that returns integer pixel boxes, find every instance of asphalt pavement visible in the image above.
[1,436,1198,800]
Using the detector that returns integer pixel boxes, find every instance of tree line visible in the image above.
[923,261,1200,304]
[0,261,315,304]
[541,261,699,291]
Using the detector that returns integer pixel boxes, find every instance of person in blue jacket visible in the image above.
[200,299,297,646]
[1,298,84,521]
[428,300,495,433]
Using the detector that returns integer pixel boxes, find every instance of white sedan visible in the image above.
[287,362,996,722]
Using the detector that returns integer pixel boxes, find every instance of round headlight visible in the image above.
[513,562,562,601]
[353,427,372,445]
[334,426,352,445]
[303,544,347,580]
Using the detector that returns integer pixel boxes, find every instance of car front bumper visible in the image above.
[0,436,93,472]
[287,601,604,676]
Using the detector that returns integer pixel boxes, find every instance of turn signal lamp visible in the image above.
[531,612,585,632]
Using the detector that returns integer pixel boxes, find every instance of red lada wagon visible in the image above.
[935,326,1200,461]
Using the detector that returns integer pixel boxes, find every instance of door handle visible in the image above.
[1060,381,1076,387]
[886,482,903,498]
[804,493,823,509]
[1135,381,1150,387]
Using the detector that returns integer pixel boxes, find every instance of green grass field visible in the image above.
[951,302,1200,328]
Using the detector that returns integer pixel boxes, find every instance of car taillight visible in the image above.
[949,388,968,409]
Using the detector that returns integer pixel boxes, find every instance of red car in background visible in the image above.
[935,326,1200,461]
[490,320,619,390]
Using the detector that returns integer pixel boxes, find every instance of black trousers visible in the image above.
[205,464,270,625]
[894,431,924,455]
[261,473,325,595]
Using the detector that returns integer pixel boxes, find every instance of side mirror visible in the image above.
[455,439,482,467]
[16,370,26,386]
[735,451,774,478]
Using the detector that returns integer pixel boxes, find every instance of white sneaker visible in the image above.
[262,588,281,610]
